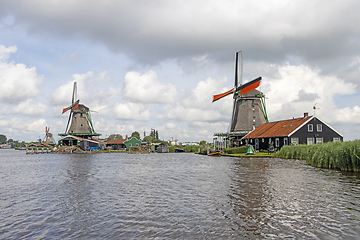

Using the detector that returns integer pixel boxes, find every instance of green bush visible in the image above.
[224,146,248,154]
[183,145,203,153]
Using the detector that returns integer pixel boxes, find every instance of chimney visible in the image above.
[304,112,308,118]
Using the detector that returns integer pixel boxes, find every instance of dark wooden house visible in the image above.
[241,113,343,151]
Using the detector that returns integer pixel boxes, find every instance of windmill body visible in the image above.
[67,104,94,135]
[230,89,267,133]
[212,51,268,149]
[43,127,56,145]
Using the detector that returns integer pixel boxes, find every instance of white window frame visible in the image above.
[317,124,322,132]
[316,138,323,144]
[308,124,313,132]
[291,138,298,145]
[275,138,279,147]
[307,138,314,145]
[284,138,288,146]
[333,137,341,142]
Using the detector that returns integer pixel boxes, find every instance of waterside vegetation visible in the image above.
[274,140,360,172]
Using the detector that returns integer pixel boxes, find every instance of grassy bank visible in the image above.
[273,140,360,172]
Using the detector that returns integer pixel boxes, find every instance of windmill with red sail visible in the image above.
[43,126,56,146]
[213,51,268,148]
[59,82,99,138]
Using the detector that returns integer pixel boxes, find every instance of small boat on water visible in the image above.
[175,148,185,153]
[208,150,221,156]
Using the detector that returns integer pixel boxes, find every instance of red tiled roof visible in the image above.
[243,116,313,139]
[105,139,126,144]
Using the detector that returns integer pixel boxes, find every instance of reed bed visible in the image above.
[273,140,360,172]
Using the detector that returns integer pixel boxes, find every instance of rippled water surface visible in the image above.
[1,149,360,239]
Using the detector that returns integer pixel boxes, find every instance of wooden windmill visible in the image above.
[43,126,56,145]
[213,51,268,137]
[59,82,100,138]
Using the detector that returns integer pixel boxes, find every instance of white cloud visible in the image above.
[164,77,233,122]
[0,44,43,104]
[0,117,46,136]
[51,71,114,107]
[123,71,177,104]
[264,63,358,123]
[113,102,150,121]
[94,118,136,138]
[0,99,48,116]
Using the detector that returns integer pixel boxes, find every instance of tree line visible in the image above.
[0,134,26,147]
[106,130,164,144]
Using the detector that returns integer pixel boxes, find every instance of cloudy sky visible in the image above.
[1,0,360,143]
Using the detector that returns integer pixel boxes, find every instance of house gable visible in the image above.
[289,117,343,144]
[242,115,343,150]
[124,137,141,149]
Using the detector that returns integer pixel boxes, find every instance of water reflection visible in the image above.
[222,157,271,238]
[59,155,98,238]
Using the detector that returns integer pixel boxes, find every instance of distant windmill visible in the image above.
[60,82,100,138]
[43,126,56,145]
[212,51,268,135]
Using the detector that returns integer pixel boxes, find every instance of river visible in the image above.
[1,149,359,239]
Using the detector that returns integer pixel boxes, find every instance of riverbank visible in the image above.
[274,140,360,172]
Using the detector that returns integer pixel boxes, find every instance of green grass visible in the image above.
[273,140,360,172]
[222,152,274,157]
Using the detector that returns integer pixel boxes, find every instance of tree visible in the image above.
[0,134,7,144]
[143,135,153,144]
[200,140,207,146]
[107,134,123,140]
[131,131,141,140]
[155,130,159,140]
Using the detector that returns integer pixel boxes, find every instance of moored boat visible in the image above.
[208,150,221,156]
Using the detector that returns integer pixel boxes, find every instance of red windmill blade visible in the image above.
[212,77,261,102]
[62,99,80,114]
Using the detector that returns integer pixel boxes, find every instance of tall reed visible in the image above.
[274,140,360,172]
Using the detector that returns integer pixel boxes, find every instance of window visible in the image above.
[269,138,272,143]
[316,138,323,144]
[307,138,314,145]
[242,100,245,105]
[253,124,255,130]
[129,143,132,147]
[333,137,341,142]
[136,143,139,146]
[308,124,313,132]
[284,138,288,146]
[291,138,298,145]
[262,138,264,142]
[253,117,256,122]
[275,138,279,147]
[317,124,322,132]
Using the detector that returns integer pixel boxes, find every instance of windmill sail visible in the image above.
[212,77,261,102]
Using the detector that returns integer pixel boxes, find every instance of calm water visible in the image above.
[1,149,359,239]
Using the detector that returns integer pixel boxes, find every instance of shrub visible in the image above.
[224,146,248,154]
